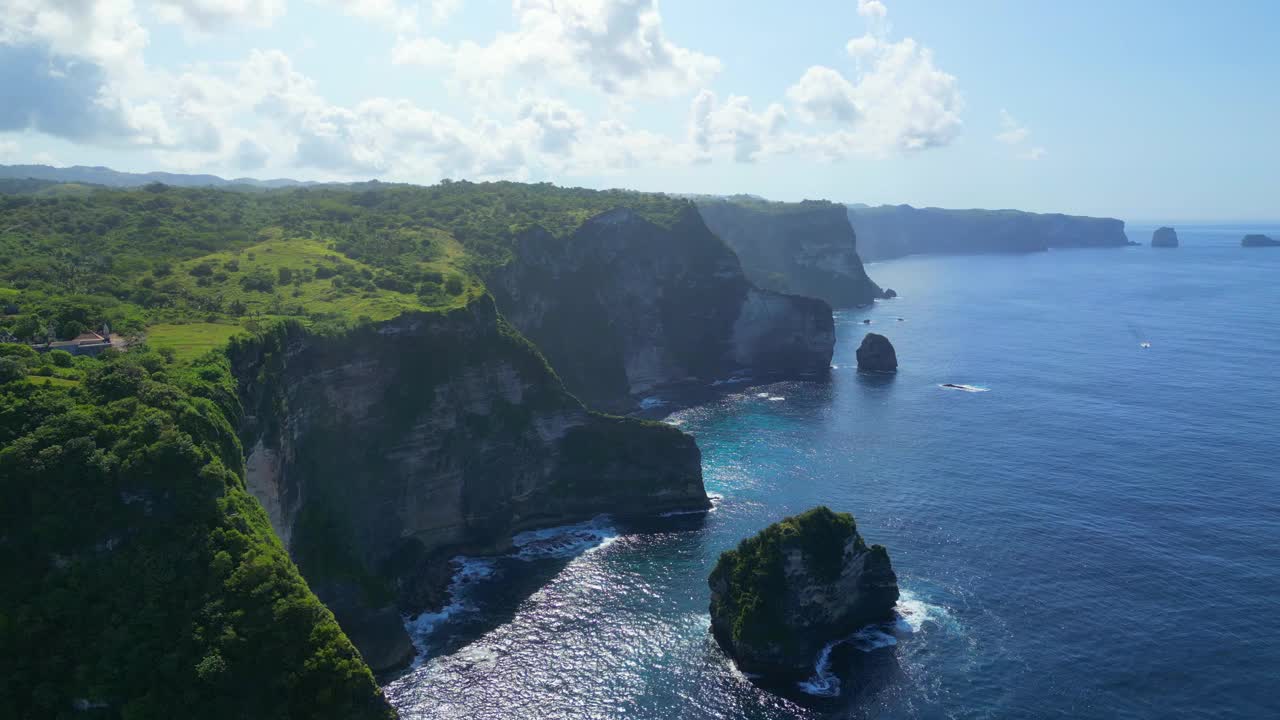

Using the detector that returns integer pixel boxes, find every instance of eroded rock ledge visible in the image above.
[709,507,899,680]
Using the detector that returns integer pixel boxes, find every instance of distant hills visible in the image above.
[0,164,311,190]
[846,203,1130,261]
[0,164,1134,262]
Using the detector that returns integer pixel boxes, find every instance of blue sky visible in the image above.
[1,0,1276,220]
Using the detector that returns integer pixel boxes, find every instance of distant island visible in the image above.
[1242,233,1280,247]
[1152,226,1179,248]
[845,204,1130,261]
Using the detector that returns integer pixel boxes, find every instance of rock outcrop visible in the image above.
[846,204,1130,261]
[1152,226,1179,248]
[708,507,899,680]
[1242,233,1280,247]
[492,206,835,412]
[696,198,884,307]
[856,333,898,373]
[232,296,709,672]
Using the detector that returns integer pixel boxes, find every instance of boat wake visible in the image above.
[939,383,989,393]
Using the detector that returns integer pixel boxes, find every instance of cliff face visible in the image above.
[709,507,899,680]
[232,297,708,671]
[491,206,834,412]
[696,199,883,308]
[846,204,1130,261]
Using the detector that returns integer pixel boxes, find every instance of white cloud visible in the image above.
[784,35,962,156]
[0,0,963,178]
[0,140,18,159]
[0,0,148,70]
[996,109,1045,160]
[326,0,461,33]
[846,33,878,57]
[393,0,721,98]
[996,109,1029,145]
[153,0,287,33]
[857,0,888,19]
[689,90,786,163]
[786,67,860,124]
[517,97,586,154]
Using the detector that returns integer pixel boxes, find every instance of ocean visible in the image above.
[384,224,1280,719]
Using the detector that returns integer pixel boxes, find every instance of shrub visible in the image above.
[0,357,23,383]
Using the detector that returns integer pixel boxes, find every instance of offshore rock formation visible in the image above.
[1152,227,1179,248]
[856,333,898,373]
[709,507,899,680]
[696,198,884,307]
[492,206,835,412]
[846,204,1130,261]
[1242,234,1280,247]
[233,296,708,672]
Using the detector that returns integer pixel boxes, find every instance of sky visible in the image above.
[1,0,1277,221]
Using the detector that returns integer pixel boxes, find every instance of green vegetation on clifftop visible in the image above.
[709,507,862,652]
[0,346,393,718]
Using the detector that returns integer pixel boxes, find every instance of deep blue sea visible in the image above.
[386,224,1280,719]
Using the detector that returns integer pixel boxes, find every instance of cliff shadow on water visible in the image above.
[225,294,711,674]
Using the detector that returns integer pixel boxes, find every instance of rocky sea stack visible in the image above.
[856,333,898,373]
[708,507,899,680]
[1242,234,1280,247]
[1152,226,1179,248]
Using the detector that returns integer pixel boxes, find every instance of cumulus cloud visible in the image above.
[857,0,888,19]
[786,67,860,124]
[393,0,721,98]
[846,33,878,58]
[326,0,462,33]
[689,90,786,163]
[153,0,287,33]
[517,97,586,154]
[0,0,962,178]
[784,34,962,156]
[996,109,1045,160]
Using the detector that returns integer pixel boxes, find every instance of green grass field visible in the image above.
[172,231,479,324]
[146,323,246,363]
[25,375,81,388]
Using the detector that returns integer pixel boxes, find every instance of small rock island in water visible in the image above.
[708,507,899,680]
[1242,233,1280,247]
[1151,226,1179,248]
[856,333,898,373]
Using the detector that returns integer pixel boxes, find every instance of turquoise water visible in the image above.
[385,225,1280,718]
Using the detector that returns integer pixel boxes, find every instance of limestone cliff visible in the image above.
[847,204,1130,261]
[491,206,834,412]
[231,296,708,672]
[709,507,899,680]
[696,198,884,307]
